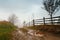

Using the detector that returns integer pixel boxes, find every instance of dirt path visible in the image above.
[44,33,60,40]
[12,28,60,40]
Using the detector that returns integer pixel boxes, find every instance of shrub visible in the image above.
[0,21,17,40]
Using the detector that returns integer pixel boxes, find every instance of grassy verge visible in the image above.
[25,25,60,33]
[20,28,28,33]
[0,21,17,40]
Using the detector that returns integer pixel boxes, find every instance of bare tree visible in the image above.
[43,0,60,24]
[8,14,18,25]
[23,21,26,27]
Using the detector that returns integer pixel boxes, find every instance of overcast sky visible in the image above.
[0,0,60,27]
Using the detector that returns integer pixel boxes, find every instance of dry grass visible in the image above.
[26,25,60,33]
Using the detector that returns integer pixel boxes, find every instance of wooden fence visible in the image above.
[25,16,60,27]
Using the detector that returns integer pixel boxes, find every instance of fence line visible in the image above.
[25,16,60,27]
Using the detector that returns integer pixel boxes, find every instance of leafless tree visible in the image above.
[23,21,26,27]
[43,0,60,24]
[8,14,18,25]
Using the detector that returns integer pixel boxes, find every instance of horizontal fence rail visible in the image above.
[25,16,60,27]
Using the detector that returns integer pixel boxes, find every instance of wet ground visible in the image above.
[12,29,60,40]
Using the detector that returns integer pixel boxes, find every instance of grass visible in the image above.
[20,28,28,33]
[0,33,13,40]
[24,25,60,33]
[27,26,38,30]
[0,21,17,40]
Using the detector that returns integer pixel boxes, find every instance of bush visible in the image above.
[0,21,17,40]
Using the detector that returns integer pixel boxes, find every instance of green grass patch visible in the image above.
[0,21,17,40]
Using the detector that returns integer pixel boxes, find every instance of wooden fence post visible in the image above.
[33,19,35,27]
[43,17,45,25]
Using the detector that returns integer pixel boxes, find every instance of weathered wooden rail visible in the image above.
[25,16,60,27]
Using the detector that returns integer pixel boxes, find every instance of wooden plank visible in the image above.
[53,16,60,18]
[35,21,43,22]
[35,19,43,20]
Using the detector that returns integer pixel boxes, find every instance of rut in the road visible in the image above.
[11,30,46,40]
